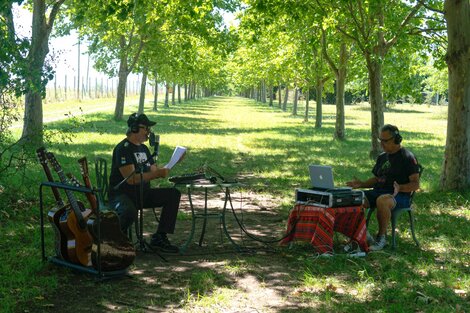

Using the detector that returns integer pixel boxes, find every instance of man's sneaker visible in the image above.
[366,231,376,246]
[150,233,179,253]
[369,235,387,251]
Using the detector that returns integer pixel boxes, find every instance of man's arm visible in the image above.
[119,164,169,185]
[346,176,378,189]
[394,173,420,193]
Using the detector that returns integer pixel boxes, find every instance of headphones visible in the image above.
[382,124,402,144]
[128,113,140,133]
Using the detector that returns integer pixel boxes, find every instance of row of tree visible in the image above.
[1,0,469,190]
[226,0,470,190]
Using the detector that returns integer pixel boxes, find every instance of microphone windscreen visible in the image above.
[149,132,156,146]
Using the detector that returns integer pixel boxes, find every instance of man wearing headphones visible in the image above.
[108,113,181,253]
[347,124,420,251]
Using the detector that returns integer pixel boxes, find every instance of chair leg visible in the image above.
[408,211,420,247]
[366,208,374,227]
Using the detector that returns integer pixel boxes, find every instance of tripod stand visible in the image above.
[114,164,167,261]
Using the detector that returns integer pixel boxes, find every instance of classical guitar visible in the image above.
[36,147,68,260]
[78,157,135,271]
[46,152,93,266]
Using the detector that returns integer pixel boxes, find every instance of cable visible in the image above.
[226,190,301,244]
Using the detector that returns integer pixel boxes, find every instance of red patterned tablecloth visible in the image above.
[281,204,369,253]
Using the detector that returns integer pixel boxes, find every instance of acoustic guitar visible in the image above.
[36,147,68,260]
[46,152,93,266]
[78,157,135,271]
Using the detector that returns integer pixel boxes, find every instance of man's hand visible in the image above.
[346,177,362,189]
[393,181,400,196]
[156,167,170,178]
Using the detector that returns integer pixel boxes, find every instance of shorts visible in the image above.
[363,189,411,210]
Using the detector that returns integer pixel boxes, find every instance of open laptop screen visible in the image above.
[308,165,352,191]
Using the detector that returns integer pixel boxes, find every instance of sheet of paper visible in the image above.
[164,146,186,169]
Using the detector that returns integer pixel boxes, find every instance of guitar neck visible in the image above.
[56,168,87,229]
[40,163,65,207]
[37,148,65,207]
[78,158,98,211]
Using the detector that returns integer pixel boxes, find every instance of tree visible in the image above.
[324,0,425,157]
[440,0,470,190]
[19,0,66,143]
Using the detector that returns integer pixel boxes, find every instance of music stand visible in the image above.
[114,163,167,262]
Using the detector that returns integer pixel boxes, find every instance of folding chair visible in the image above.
[366,164,422,249]
[94,157,161,242]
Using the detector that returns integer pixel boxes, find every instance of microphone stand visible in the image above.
[114,161,167,261]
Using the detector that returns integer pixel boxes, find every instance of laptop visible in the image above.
[308,165,352,191]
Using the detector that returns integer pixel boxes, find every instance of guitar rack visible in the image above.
[39,181,129,279]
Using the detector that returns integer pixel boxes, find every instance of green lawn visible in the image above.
[1,96,469,312]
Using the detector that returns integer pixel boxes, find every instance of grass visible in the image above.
[1,96,469,312]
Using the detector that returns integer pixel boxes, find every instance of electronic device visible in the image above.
[309,165,352,191]
[295,188,364,208]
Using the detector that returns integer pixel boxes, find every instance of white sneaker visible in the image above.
[369,235,387,251]
[366,231,376,246]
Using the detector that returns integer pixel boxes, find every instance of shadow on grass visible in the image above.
[23,96,468,312]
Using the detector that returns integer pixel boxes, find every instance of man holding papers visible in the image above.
[108,113,185,253]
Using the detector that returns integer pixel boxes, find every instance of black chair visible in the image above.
[94,157,161,242]
[366,164,422,249]
[94,157,109,210]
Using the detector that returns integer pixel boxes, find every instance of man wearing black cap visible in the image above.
[108,113,181,253]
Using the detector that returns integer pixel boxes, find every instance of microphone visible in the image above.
[149,132,160,159]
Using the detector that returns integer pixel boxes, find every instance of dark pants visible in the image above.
[364,189,411,210]
[109,187,181,234]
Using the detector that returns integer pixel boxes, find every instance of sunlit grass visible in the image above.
[4,96,469,312]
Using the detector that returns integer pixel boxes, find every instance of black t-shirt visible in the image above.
[372,148,419,194]
[108,138,155,200]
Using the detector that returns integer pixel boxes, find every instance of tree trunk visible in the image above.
[114,46,129,120]
[334,42,347,140]
[171,83,176,105]
[261,80,266,103]
[153,78,158,111]
[304,87,309,122]
[269,84,273,107]
[164,83,169,107]
[283,85,289,111]
[138,67,148,114]
[178,84,181,104]
[278,83,282,108]
[440,0,470,190]
[293,87,298,116]
[366,56,385,158]
[21,0,65,142]
[315,80,323,128]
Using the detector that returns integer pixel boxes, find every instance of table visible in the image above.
[281,203,369,253]
[178,182,242,253]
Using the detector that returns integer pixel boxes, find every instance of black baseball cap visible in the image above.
[127,113,156,127]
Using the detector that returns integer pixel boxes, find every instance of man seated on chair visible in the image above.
[108,113,182,253]
[346,124,420,251]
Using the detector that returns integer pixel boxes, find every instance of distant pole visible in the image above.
[86,52,90,97]
[77,39,80,100]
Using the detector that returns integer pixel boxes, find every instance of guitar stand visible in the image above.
[39,182,130,280]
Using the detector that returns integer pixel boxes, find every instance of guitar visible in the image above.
[78,157,135,271]
[36,147,68,260]
[46,152,93,266]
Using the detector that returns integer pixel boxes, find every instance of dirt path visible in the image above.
[29,191,311,312]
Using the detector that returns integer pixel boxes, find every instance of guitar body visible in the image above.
[47,206,68,260]
[88,211,136,271]
[78,157,135,271]
[36,147,68,261]
[58,203,94,266]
